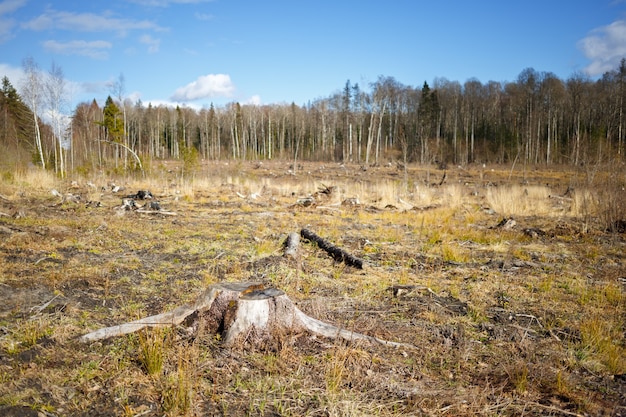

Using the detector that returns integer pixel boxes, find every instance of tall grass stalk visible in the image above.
[138,328,166,376]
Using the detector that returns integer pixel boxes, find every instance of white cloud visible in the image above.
[170,74,235,101]
[578,19,626,75]
[136,99,202,112]
[139,34,160,53]
[244,95,261,105]
[0,0,26,43]
[0,62,23,85]
[42,40,112,59]
[126,91,143,104]
[22,10,166,35]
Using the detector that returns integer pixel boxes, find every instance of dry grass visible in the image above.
[485,185,553,217]
[0,161,624,416]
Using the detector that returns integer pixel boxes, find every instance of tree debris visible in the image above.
[492,217,516,230]
[135,209,177,216]
[295,196,315,207]
[438,170,447,186]
[341,197,360,206]
[313,184,336,199]
[125,190,154,200]
[523,227,547,238]
[120,198,139,210]
[300,228,364,269]
[388,285,439,298]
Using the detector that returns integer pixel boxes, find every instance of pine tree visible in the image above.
[102,96,124,143]
[1,76,38,164]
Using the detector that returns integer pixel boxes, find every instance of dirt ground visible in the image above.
[0,161,625,416]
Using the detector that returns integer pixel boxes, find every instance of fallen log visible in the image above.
[79,282,413,349]
[300,228,364,269]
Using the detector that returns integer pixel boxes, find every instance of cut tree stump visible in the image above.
[283,232,300,258]
[79,282,414,349]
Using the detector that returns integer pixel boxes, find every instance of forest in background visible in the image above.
[2,58,626,177]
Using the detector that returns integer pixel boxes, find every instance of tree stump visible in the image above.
[79,282,414,349]
[283,232,300,258]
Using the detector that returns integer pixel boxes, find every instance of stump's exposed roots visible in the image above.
[79,282,414,349]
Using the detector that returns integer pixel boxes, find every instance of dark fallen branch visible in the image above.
[124,190,154,200]
[135,209,177,216]
[438,170,447,186]
[300,228,364,269]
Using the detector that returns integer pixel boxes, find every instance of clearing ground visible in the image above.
[0,161,624,416]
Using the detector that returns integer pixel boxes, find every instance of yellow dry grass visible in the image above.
[0,160,624,416]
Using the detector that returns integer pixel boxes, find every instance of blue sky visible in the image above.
[1,0,625,111]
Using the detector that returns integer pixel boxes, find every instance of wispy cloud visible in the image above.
[42,40,112,59]
[195,12,214,21]
[0,0,26,15]
[22,10,167,36]
[578,19,626,75]
[0,0,27,43]
[170,74,235,101]
[0,17,15,42]
[139,34,160,53]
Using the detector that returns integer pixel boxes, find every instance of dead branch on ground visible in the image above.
[300,228,364,269]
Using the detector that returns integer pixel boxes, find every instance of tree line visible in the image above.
[2,59,626,176]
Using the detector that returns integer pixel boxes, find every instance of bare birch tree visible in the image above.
[108,73,128,167]
[46,60,68,178]
[21,57,45,169]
